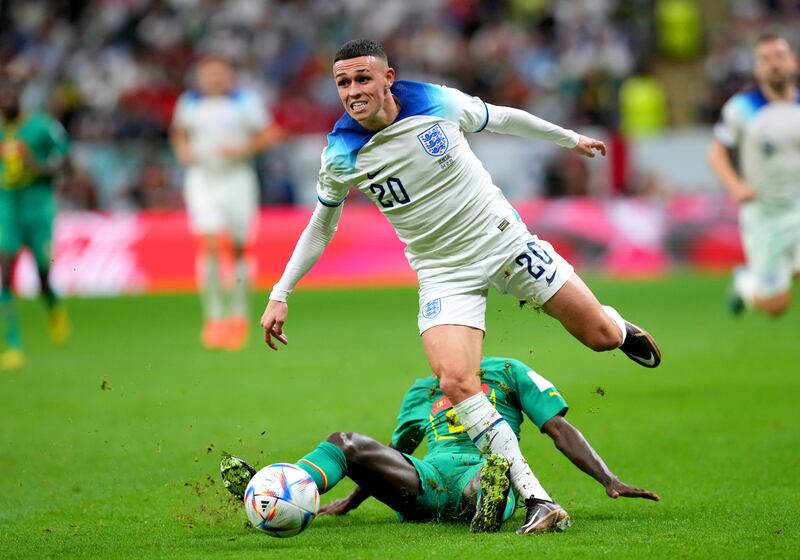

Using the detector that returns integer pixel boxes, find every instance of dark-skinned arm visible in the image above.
[542,415,659,501]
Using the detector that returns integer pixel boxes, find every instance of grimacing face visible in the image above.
[197,59,234,96]
[754,38,798,91]
[332,55,395,127]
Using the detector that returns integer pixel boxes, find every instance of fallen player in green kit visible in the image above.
[221,356,659,534]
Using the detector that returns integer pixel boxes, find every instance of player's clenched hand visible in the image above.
[572,135,607,158]
[260,299,289,351]
[731,182,757,204]
[219,144,246,161]
[605,479,660,502]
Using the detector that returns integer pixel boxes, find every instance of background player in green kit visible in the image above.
[0,80,70,370]
[221,357,659,534]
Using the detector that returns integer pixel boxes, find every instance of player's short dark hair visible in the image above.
[197,52,234,66]
[755,32,789,48]
[334,39,387,63]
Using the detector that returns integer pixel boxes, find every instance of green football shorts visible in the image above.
[0,183,56,265]
[399,452,516,522]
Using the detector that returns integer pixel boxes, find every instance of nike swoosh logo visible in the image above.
[545,268,557,286]
[630,352,657,367]
[366,166,386,180]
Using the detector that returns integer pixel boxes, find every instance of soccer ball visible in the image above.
[244,463,320,538]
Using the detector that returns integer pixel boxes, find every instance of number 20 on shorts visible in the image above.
[515,241,554,279]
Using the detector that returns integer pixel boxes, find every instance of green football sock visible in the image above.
[1,288,21,349]
[295,441,347,494]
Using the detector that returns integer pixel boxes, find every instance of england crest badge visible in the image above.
[417,124,449,157]
[421,298,442,319]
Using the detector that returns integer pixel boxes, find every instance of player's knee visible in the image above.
[582,323,622,352]
[438,370,479,402]
[755,294,791,317]
[759,301,789,317]
[325,431,365,462]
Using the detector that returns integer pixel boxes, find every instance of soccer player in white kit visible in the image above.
[171,55,283,350]
[260,40,662,534]
[708,34,800,317]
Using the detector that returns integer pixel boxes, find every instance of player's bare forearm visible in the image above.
[170,128,194,165]
[221,124,286,160]
[543,416,659,501]
[707,140,756,204]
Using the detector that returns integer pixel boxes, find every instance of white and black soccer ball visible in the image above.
[244,463,320,538]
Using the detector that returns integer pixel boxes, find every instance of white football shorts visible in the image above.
[184,166,259,243]
[416,220,573,334]
[739,199,800,297]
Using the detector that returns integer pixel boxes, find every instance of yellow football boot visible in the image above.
[48,305,72,344]
[1,349,25,371]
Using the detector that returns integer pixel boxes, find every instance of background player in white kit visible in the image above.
[260,40,662,534]
[708,34,800,317]
[171,55,283,350]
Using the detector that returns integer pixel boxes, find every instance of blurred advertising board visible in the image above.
[13,196,743,297]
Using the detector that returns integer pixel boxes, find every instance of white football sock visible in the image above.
[231,256,250,319]
[453,392,552,502]
[602,305,627,346]
[198,253,224,321]
[733,265,755,307]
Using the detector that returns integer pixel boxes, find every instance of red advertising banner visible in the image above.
[13,197,743,297]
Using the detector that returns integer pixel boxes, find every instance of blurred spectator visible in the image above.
[543,150,590,197]
[56,160,98,211]
[125,161,181,211]
[1,0,797,207]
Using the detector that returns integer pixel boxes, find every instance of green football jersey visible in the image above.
[391,357,568,457]
[0,112,69,190]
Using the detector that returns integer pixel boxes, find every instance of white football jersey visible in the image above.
[714,88,800,203]
[317,81,523,271]
[173,89,269,178]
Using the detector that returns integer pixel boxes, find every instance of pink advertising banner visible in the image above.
[13,197,744,297]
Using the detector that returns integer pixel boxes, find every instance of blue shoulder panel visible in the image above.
[228,89,245,104]
[742,88,769,111]
[392,80,448,121]
[183,90,202,104]
[731,88,769,124]
[323,114,376,174]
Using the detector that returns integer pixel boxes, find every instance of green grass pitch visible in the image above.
[0,274,798,559]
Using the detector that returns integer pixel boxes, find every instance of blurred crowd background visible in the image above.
[2,0,798,210]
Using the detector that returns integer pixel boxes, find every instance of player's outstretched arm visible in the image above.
[542,415,659,501]
[261,201,344,350]
[483,104,606,157]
